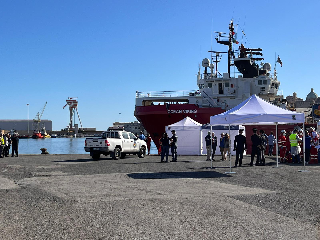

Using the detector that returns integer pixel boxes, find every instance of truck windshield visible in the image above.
[102,132,120,139]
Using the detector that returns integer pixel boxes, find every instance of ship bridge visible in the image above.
[135,90,201,107]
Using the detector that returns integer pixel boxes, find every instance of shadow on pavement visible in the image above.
[53,158,112,163]
[127,171,231,179]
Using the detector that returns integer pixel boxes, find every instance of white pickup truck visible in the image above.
[84,130,147,160]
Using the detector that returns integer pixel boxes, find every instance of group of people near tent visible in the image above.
[278,127,319,164]
[204,126,320,167]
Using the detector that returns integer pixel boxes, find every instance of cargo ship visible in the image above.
[135,20,284,150]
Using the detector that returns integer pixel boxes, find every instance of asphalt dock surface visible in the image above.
[0,154,319,240]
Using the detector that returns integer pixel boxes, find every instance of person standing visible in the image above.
[218,133,224,160]
[250,128,261,166]
[310,127,319,164]
[205,131,217,161]
[11,133,19,157]
[0,133,4,158]
[3,133,11,157]
[146,134,152,155]
[233,129,247,167]
[305,130,311,164]
[205,131,212,161]
[170,130,178,162]
[289,129,302,164]
[267,131,276,156]
[223,133,230,161]
[259,130,268,166]
[278,130,287,163]
[211,132,217,160]
[159,132,169,162]
[139,131,146,141]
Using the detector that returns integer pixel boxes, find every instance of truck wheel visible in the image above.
[138,146,146,158]
[111,147,121,160]
[92,153,100,160]
[120,152,126,159]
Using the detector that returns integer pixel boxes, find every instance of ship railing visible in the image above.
[135,90,200,98]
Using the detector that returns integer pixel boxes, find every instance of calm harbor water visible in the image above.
[18,138,158,155]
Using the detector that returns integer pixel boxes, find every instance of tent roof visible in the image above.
[168,116,202,127]
[210,94,305,125]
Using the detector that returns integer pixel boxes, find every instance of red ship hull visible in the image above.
[134,104,225,150]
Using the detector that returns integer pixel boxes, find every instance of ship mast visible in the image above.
[214,20,236,78]
[227,20,234,77]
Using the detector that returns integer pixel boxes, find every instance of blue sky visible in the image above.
[0,0,318,130]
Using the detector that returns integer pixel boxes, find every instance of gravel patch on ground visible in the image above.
[0,154,319,239]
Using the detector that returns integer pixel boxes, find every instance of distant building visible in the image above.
[287,88,320,109]
[113,121,145,136]
[286,88,320,123]
[0,119,52,132]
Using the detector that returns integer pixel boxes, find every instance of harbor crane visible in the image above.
[63,97,83,131]
[33,101,47,132]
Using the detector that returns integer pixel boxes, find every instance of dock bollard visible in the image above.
[40,148,49,154]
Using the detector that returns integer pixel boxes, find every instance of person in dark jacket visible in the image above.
[159,132,170,162]
[250,128,261,166]
[219,133,225,160]
[170,130,178,162]
[205,131,217,161]
[304,130,311,164]
[233,129,247,167]
[11,133,19,157]
[146,134,152,155]
[259,130,268,166]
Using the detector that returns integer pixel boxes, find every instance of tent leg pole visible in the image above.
[299,122,309,172]
[276,123,279,167]
[273,123,282,168]
[210,125,213,169]
[225,124,236,174]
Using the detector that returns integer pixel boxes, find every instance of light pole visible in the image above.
[27,103,29,135]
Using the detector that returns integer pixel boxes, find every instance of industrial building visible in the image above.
[0,120,52,132]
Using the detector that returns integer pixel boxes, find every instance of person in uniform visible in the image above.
[205,131,212,161]
[159,132,169,162]
[11,133,19,157]
[170,130,178,162]
[278,130,287,163]
[233,129,247,167]
[250,128,261,166]
[305,130,311,164]
[219,133,225,160]
[211,132,217,160]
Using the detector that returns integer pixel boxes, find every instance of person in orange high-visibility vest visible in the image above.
[278,130,287,163]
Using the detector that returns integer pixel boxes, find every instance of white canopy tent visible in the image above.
[209,94,305,172]
[166,117,202,155]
